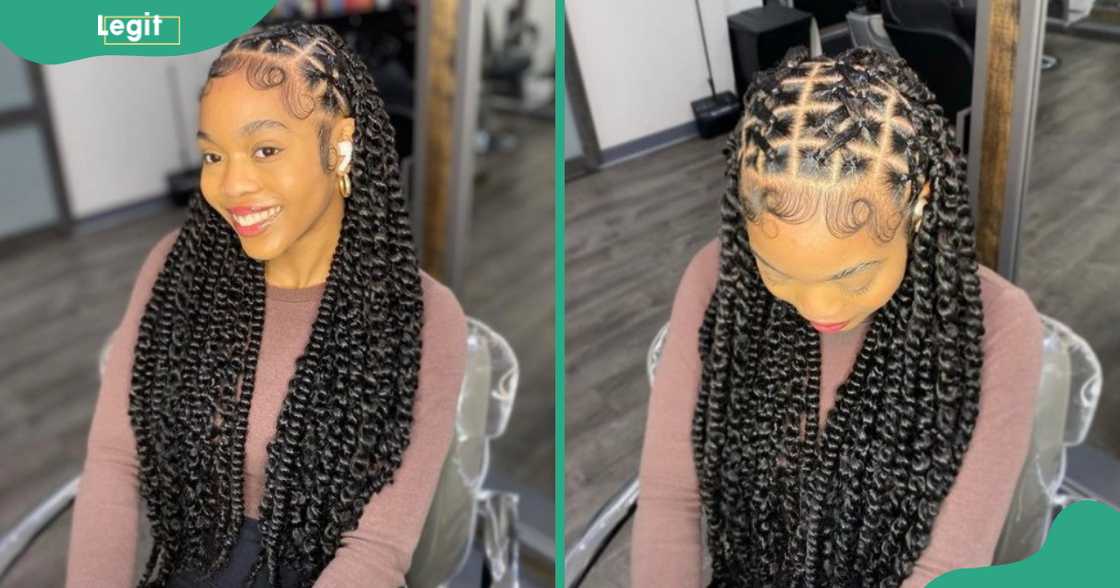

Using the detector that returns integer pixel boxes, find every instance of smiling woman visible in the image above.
[65,22,467,588]
[194,44,357,289]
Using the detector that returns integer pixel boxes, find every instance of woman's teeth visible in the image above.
[232,207,280,226]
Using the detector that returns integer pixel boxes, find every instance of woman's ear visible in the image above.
[333,117,356,148]
[910,181,932,236]
[332,117,357,172]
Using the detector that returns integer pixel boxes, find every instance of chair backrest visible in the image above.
[1049,0,1097,25]
[847,9,900,58]
[993,315,1103,564]
[791,0,851,28]
[406,317,520,586]
[991,315,1068,563]
[1049,0,1070,21]
[882,0,960,34]
[645,312,1102,565]
[766,0,850,28]
[882,20,973,119]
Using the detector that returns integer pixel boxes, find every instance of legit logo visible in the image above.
[97,13,181,45]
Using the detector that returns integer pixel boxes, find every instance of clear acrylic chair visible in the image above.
[992,314,1103,564]
[0,317,521,588]
[407,317,522,587]
[565,313,1102,586]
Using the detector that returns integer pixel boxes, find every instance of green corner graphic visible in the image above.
[930,500,1120,587]
[0,1,277,64]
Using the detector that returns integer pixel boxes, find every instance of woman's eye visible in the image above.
[254,146,282,159]
[201,153,221,165]
[849,281,873,295]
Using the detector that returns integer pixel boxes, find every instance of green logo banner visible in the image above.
[0,1,277,64]
[931,500,1120,587]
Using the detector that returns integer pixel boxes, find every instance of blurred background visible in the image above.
[0,0,554,586]
[565,1,1118,585]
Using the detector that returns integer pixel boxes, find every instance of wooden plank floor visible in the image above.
[462,114,556,541]
[1017,32,1120,456]
[0,114,555,586]
[564,136,725,588]
[564,31,1120,587]
[0,210,187,587]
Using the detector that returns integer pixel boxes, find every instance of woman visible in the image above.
[632,47,1042,587]
[65,23,467,587]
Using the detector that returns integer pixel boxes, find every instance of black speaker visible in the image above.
[691,92,741,139]
[728,5,813,98]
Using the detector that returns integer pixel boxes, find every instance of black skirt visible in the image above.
[166,518,302,588]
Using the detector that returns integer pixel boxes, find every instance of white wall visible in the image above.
[43,49,219,218]
[567,0,759,151]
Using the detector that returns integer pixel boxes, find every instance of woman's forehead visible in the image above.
[199,72,319,135]
[744,171,907,226]
[746,207,903,280]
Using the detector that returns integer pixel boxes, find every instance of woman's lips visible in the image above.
[810,320,849,333]
[228,205,282,237]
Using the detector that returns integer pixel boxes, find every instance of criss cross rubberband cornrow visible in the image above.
[215,27,351,118]
[744,63,915,184]
[733,49,935,244]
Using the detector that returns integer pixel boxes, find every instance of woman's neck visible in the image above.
[264,197,343,289]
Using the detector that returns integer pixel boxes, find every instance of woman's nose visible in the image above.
[220,157,260,198]
[795,284,844,322]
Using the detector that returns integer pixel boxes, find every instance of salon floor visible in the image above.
[564,31,1120,587]
[0,112,553,587]
[461,111,556,582]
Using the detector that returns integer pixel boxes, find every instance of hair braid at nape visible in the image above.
[690,46,984,587]
[128,23,423,588]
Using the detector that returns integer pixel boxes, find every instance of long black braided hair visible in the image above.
[691,46,984,586]
[127,23,422,587]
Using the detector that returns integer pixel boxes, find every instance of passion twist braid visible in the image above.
[127,22,422,587]
[691,46,984,587]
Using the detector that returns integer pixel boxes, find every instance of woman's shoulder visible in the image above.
[418,270,468,371]
[124,227,182,308]
[975,264,1042,348]
[659,239,722,342]
[675,238,723,305]
[419,271,466,330]
[972,265,1044,430]
[143,227,182,275]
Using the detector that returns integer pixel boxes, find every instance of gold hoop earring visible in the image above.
[337,172,351,199]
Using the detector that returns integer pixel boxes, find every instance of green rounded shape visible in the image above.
[931,500,1120,587]
[0,1,276,64]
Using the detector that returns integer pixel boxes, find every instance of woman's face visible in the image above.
[745,187,926,334]
[196,72,347,263]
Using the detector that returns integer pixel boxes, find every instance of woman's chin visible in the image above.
[235,229,287,262]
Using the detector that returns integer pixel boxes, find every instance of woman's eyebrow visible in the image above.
[239,119,290,135]
[752,251,882,281]
[196,119,290,143]
[828,260,881,280]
